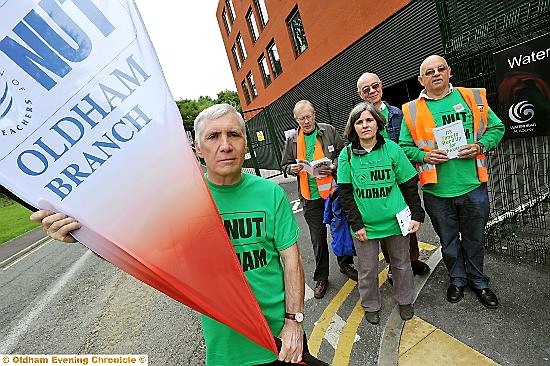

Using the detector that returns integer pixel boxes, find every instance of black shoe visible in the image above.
[411,260,431,276]
[365,311,380,325]
[472,288,499,309]
[340,263,358,282]
[399,304,414,321]
[446,284,465,303]
[387,266,393,286]
[314,280,328,299]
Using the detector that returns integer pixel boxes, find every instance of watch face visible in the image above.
[295,312,304,322]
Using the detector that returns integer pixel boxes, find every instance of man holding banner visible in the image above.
[32,104,311,365]
[399,55,505,309]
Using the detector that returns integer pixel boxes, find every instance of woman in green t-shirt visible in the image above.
[337,102,425,324]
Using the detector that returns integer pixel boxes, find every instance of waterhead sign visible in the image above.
[494,33,550,138]
[0,0,277,355]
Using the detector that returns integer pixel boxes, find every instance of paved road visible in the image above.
[0,181,439,365]
[2,180,548,365]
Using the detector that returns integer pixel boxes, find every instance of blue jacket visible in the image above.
[384,102,403,143]
[323,187,356,257]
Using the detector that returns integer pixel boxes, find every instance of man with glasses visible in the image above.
[399,55,505,309]
[281,100,357,299]
[356,73,431,282]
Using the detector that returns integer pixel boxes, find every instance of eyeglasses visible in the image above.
[360,82,381,94]
[296,114,314,123]
[423,65,449,77]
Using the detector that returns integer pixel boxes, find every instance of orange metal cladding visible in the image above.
[216,0,412,118]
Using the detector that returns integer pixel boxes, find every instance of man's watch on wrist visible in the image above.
[476,142,487,155]
[285,312,304,323]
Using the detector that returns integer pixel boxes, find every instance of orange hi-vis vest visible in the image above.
[296,129,335,199]
[402,87,489,186]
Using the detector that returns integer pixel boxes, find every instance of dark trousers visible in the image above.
[380,232,420,264]
[423,184,490,289]
[303,198,353,281]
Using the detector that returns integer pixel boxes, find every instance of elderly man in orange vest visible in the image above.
[281,100,357,299]
[399,55,505,309]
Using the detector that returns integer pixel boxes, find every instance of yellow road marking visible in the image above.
[309,279,357,356]
[308,241,437,363]
[418,241,437,251]
[399,317,500,365]
[333,267,389,365]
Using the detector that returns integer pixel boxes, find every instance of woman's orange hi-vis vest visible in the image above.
[402,87,489,186]
[297,129,335,199]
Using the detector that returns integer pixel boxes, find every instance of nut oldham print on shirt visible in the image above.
[338,140,417,239]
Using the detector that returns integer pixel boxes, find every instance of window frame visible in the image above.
[221,8,231,35]
[225,0,236,23]
[231,44,242,70]
[253,0,269,29]
[286,7,308,57]
[246,71,258,98]
[246,7,260,43]
[241,80,251,104]
[266,40,283,78]
[236,33,247,61]
[257,53,272,87]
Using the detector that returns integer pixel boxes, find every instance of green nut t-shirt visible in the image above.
[399,89,505,197]
[202,172,300,366]
[304,129,321,200]
[337,140,418,239]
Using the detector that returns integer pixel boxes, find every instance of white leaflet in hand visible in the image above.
[432,120,467,159]
[296,157,332,178]
[396,206,412,236]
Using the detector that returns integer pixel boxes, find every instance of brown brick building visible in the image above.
[216,0,417,116]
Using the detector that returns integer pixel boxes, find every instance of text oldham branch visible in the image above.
[16,54,152,201]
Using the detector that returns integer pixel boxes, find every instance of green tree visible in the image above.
[175,90,241,131]
[216,90,241,113]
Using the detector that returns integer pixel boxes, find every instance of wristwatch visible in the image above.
[285,312,304,323]
[475,142,487,154]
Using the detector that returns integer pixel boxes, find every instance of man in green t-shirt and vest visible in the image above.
[281,100,357,299]
[356,72,431,281]
[399,55,505,309]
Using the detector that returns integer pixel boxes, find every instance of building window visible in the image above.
[246,72,258,98]
[254,0,269,29]
[222,9,231,35]
[225,0,236,23]
[231,45,242,69]
[258,54,271,87]
[241,80,251,104]
[287,7,308,56]
[246,8,259,42]
[266,40,282,78]
[237,33,247,61]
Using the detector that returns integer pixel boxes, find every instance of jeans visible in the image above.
[303,198,353,281]
[423,184,490,289]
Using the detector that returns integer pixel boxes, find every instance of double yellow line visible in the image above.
[308,242,437,365]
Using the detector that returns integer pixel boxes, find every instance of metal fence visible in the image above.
[437,0,550,264]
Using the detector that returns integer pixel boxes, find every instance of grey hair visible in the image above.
[193,103,246,145]
[293,100,315,117]
[343,102,386,144]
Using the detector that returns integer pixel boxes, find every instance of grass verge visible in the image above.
[0,202,39,244]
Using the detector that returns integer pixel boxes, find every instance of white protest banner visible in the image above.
[0,0,276,354]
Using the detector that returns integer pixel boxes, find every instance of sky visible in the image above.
[134,1,237,101]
